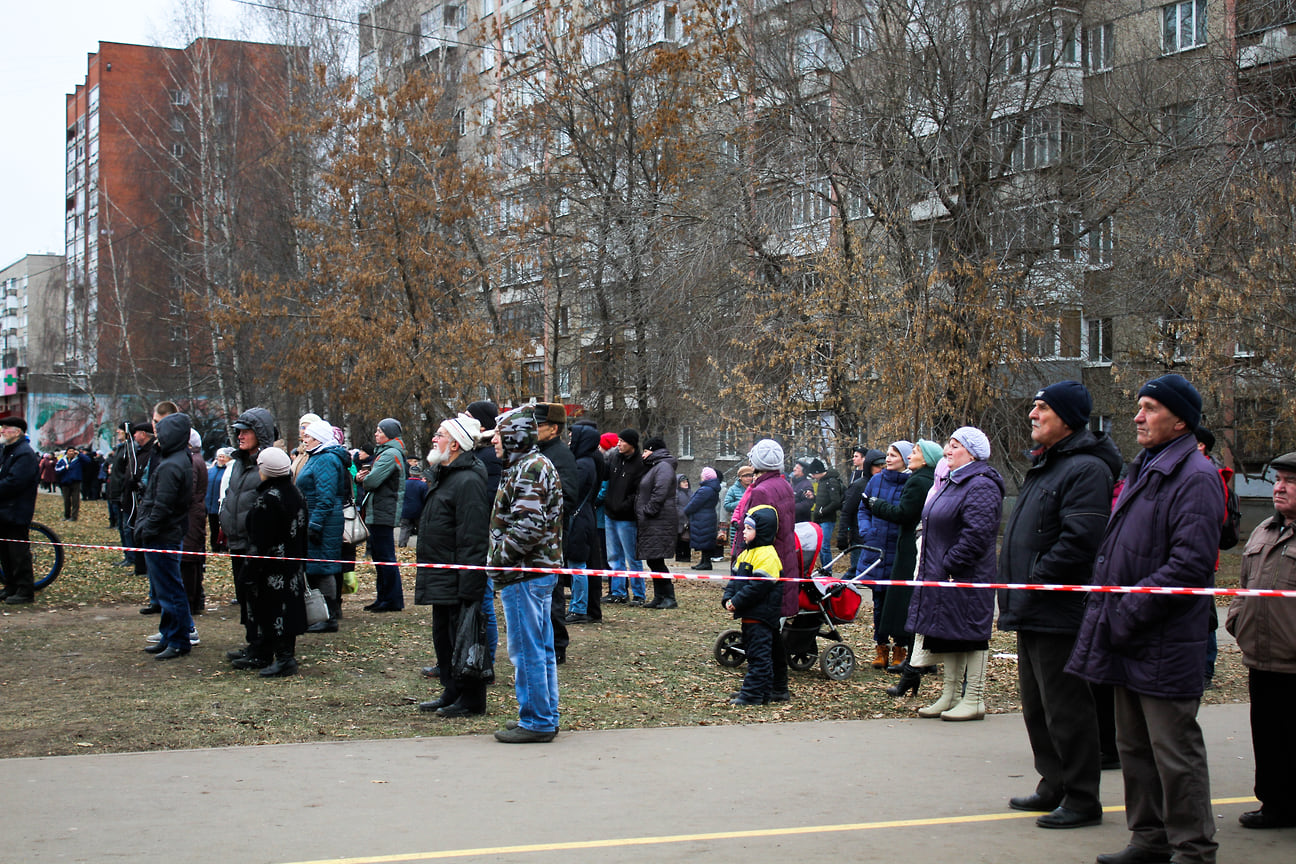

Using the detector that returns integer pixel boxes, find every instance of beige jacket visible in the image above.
[1226,514,1296,673]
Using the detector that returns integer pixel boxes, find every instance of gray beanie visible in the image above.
[748,439,785,472]
[951,426,992,461]
[378,418,403,440]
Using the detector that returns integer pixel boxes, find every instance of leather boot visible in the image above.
[941,650,988,721]
[887,645,908,673]
[885,660,922,697]
[260,654,298,677]
[872,644,890,669]
[918,653,967,718]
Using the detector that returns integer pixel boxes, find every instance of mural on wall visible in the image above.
[24,393,229,456]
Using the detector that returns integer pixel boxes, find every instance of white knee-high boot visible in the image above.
[918,652,967,718]
[941,650,988,721]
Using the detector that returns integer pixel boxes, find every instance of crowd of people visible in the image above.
[0,371,1293,859]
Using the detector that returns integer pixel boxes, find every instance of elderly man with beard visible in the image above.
[489,406,564,743]
[415,413,492,718]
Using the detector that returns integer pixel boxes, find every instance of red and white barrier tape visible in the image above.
[18,538,1296,599]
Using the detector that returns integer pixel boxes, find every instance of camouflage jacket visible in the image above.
[488,448,564,586]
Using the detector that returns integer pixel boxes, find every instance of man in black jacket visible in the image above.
[602,429,647,604]
[0,417,40,604]
[136,412,196,659]
[415,413,491,717]
[998,381,1122,829]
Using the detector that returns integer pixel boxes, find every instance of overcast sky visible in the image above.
[0,1,251,268]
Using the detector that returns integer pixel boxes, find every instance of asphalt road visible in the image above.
[2,702,1287,863]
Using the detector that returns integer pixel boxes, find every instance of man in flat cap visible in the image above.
[0,417,39,604]
[1226,451,1296,831]
[1068,374,1223,864]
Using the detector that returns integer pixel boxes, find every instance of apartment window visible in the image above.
[1087,317,1114,363]
[789,177,831,228]
[678,426,695,459]
[170,89,189,106]
[171,143,185,158]
[1089,415,1113,435]
[1058,210,1085,261]
[1163,0,1207,54]
[1089,217,1113,268]
[170,115,185,133]
[1022,308,1082,359]
[795,28,833,74]
[717,428,740,460]
[452,107,465,136]
[1085,22,1114,72]
[481,0,495,15]
[1161,101,1203,147]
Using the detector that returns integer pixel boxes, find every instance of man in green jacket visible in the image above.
[359,418,406,611]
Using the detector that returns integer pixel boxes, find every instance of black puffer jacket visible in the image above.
[219,407,276,552]
[414,451,490,605]
[812,468,844,523]
[564,425,601,563]
[134,413,195,549]
[635,447,679,559]
[997,428,1122,634]
[604,446,644,521]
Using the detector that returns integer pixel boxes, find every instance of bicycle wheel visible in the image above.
[30,522,64,590]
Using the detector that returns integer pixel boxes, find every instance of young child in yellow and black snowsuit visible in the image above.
[722,504,783,705]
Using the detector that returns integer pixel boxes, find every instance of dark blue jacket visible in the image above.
[205,463,227,514]
[56,452,90,485]
[857,468,908,579]
[0,435,39,526]
[684,476,721,550]
[906,460,1005,642]
[1066,433,1224,700]
[401,476,427,521]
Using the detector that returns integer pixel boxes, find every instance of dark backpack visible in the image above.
[1218,478,1242,550]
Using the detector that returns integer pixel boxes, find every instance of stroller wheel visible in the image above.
[788,650,818,671]
[820,642,856,680]
[713,629,746,667]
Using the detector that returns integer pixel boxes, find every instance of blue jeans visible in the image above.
[501,575,560,732]
[604,519,645,600]
[146,548,193,650]
[818,522,835,569]
[367,524,404,609]
[568,564,588,614]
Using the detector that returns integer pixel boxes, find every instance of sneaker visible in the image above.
[149,628,199,645]
[494,726,557,743]
[627,598,645,607]
[601,594,626,604]
[564,612,593,624]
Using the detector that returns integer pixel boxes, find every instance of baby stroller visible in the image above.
[713,522,881,681]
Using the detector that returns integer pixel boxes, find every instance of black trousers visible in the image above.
[1018,630,1101,811]
[738,620,775,699]
[432,603,486,711]
[1249,667,1296,818]
[645,558,675,600]
[0,521,34,598]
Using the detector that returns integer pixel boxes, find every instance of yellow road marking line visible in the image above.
[277,796,1259,864]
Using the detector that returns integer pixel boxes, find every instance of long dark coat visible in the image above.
[1066,433,1224,700]
[635,448,679,559]
[685,476,721,551]
[906,460,1005,642]
[245,475,309,640]
[871,465,935,638]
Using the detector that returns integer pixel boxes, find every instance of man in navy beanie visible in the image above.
[1067,373,1223,864]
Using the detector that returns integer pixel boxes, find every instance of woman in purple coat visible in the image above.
[907,426,1005,721]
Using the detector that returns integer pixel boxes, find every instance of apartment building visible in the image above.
[354,0,1289,472]
[0,254,65,420]
[62,38,297,406]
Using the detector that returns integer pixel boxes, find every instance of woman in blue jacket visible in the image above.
[857,441,912,669]
[684,468,722,570]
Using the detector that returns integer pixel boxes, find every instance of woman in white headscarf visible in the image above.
[294,418,351,632]
[906,427,1005,721]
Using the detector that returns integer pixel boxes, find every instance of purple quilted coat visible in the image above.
[906,460,1005,641]
[1065,433,1224,700]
